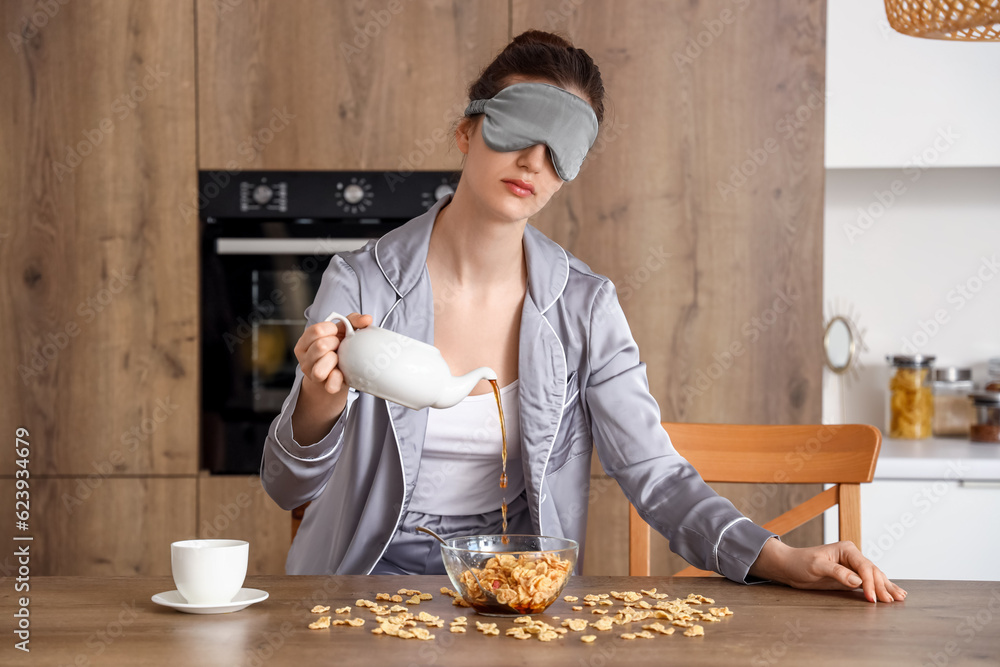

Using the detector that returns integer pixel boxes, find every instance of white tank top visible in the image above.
[408,380,525,516]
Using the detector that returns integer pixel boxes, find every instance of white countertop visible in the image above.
[874,437,1000,481]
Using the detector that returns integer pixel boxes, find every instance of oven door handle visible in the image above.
[214,238,375,255]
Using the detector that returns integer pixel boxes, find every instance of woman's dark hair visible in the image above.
[467,30,605,124]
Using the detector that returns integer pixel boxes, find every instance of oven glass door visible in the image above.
[202,236,371,474]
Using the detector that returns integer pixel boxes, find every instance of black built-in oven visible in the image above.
[199,170,458,474]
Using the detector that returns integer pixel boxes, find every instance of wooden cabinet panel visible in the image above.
[0,477,196,576]
[0,1,198,475]
[197,474,290,575]
[515,0,826,574]
[197,0,509,169]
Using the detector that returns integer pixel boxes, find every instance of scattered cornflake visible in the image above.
[562,618,589,632]
[685,594,714,605]
[622,591,643,603]
[584,601,597,607]
[310,605,331,614]
[640,588,657,596]
[356,599,372,607]
[451,616,468,624]
[450,626,467,633]
[389,605,407,613]
[538,631,560,642]
[346,617,365,627]
[419,593,433,601]
[643,623,675,636]
[621,633,637,640]
[581,635,597,643]
[671,620,694,628]
[599,599,614,606]
[637,601,652,609]
[308,616,331,630]
[591,617,615,632]
[475,621,500,636]
[507,628,531,640]
[452,597,471,607]
[440,587,453,595]
[635,631,655,639]
[335,606,351,614]
[572,606,583,611]
[376,593,392,601]
[709,606,734,617]
[583,594,602,602]
[564,595,579,602]
[591,609,608,615]
[683,625,705,637]
[391,594,403,603]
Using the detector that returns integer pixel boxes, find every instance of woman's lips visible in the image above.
[503,179,534,197]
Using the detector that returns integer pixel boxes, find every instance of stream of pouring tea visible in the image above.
[489,379,509,545]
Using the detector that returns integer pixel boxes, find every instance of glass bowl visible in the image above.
[440,534,578,616]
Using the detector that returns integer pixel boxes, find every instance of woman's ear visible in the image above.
[455,116,476,155]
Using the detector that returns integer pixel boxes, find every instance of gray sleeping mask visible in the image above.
[464,82,599,181]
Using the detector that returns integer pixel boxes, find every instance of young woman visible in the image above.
[262,30,905,604]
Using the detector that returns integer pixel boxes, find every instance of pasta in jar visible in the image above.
[887,355,935,439]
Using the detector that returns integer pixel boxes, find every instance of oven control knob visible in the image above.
[343,184,365,205]
[434,184,454,200]
[252,184,273,205]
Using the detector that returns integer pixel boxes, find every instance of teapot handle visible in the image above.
[323,311,355,338]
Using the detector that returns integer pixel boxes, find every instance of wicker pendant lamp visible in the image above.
[884,0,1000,40]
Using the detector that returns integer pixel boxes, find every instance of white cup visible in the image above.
[171,539,248,605]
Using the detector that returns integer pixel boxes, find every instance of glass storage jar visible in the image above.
[931,367,974,437]
[969,392,1000,443]
[986,358,1000,393]
[887,354,935,440]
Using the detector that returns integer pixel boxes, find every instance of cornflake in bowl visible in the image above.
[440,535,577,616]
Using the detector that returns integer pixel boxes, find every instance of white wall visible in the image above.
[826,0,1000,168]
[822,167,1000,427]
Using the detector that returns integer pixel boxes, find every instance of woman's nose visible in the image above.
[517,143,551,172]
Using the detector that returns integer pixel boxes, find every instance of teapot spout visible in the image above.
[432,367,497,409]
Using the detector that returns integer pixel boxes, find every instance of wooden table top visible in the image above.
[2,576,998,666]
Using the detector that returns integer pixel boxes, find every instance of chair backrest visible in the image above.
[629,423,881,577]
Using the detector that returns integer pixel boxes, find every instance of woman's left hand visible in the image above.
[749,537,907,603]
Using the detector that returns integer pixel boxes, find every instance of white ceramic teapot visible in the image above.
[324,311,497,410]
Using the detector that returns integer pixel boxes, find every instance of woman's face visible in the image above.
[456,77,591,223]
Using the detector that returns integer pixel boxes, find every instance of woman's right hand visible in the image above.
[294,312,373,395]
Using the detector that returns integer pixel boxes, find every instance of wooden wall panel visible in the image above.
[197,474,290,575]
[0,477,196,576]
[512,1,826,574]
[0,1,199,476]
[197,0,510,169]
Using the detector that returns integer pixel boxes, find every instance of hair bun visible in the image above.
[510,29,573,50]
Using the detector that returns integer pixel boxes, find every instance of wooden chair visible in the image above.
[628,423,881,577]
[291,501,309,542]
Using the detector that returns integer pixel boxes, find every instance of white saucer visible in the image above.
[151,588,269,614]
